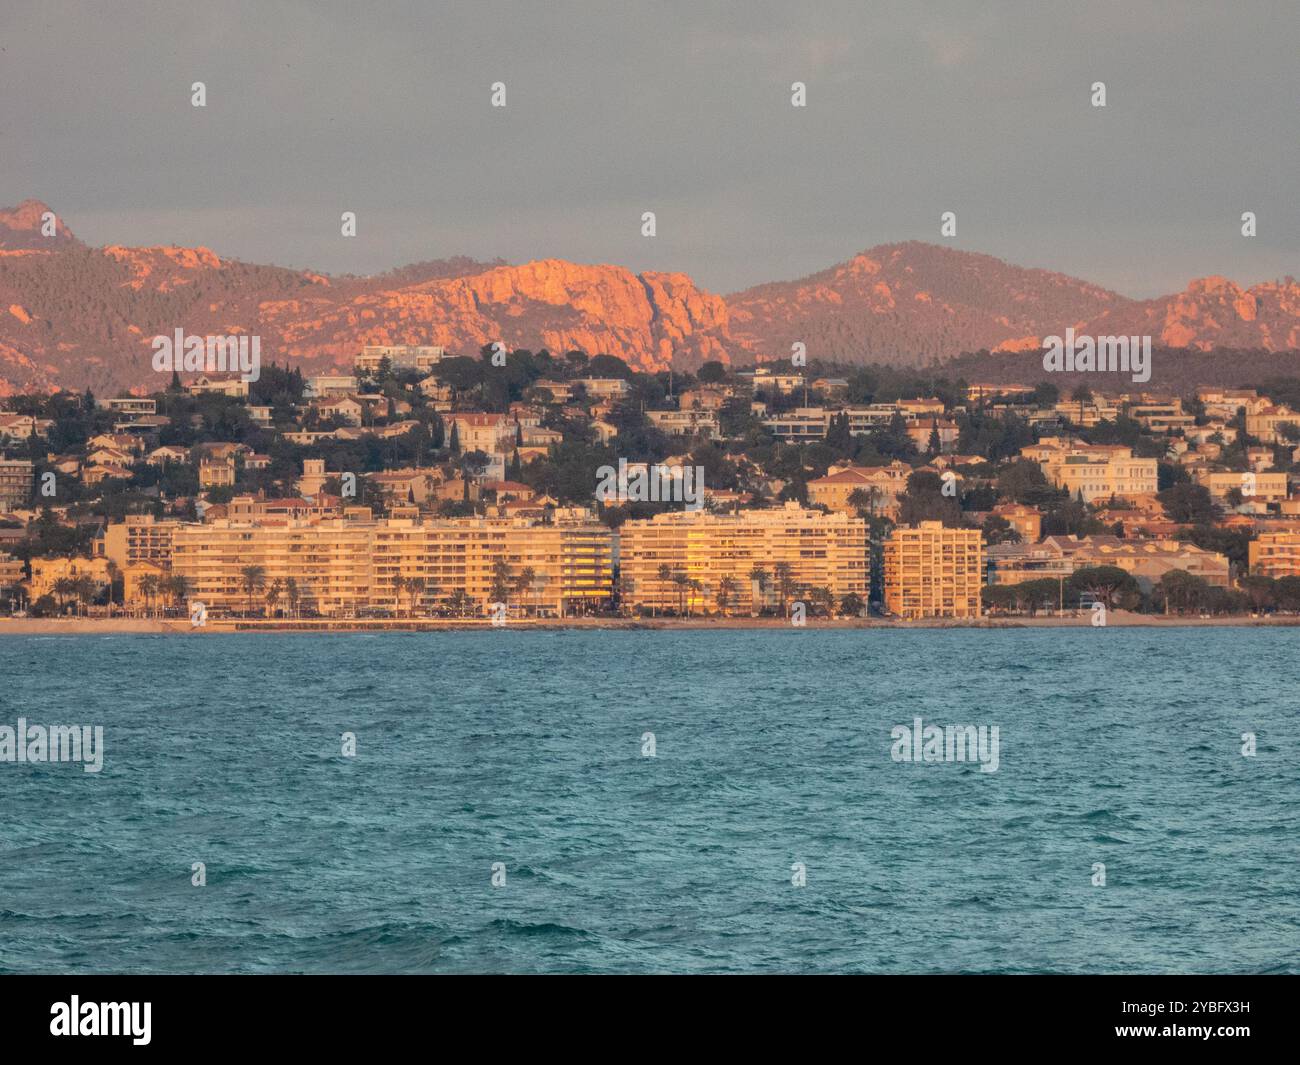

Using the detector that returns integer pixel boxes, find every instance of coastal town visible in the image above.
[3,343,1300,627]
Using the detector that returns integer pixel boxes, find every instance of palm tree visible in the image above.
[489,559,512,607]
[167,574,190,615]
[105,561,121,612]
[1072,384,1092,426]
[53,575,76,615]
[656,563,673,618]
[716,576,738,617]
[404,576,426,617]
[687,579,705,617]
[138,573,159,617]
[774,562,795,617]
[748,565,768,616]
[265,578,283,618]
[285,577,300,619]
[513,567,536,617]
[810,586,834,617]
[240,565,267,616]
[73,575,97,616]
[671,569,690,616]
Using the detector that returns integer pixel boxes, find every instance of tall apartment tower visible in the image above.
[884,521,984,619]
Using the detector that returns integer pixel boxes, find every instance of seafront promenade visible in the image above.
[4,613,1299,635]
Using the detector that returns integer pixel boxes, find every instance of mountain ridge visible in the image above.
[1,200,1297,395]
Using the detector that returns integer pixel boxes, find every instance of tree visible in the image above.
[809,586,834,617]
[489,559,512,606]
[285,577,301,619]
[774,562,796,616]
[1274,575,1300,612]
[138,573,160,617]
[671,569,690,616]
[1067,566,1140,611]
[1239,575,1276,612]
[748,565,769,616]
[997,460,1054,505]
[513,567,536,616]
[265,579,283,618]
[897,470,964,527]
[697,360,727,384]
[847,487,874,518]
[839,591,865,617]
[981,514,1021,545]
[1013,578,1062,616]
[1157,483,1219,525]
[1071,384,1093,425]
[656,563,674,617]
[404,576,426,616]
[73,575,97,616]
[872,412,917,460]
[715,576,737,617]
[981,584,1018,615]
[240,565,267,616]
[167,574,190,613]
[1155,569,1210,615]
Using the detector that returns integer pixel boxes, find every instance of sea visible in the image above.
[1,628,1297,974]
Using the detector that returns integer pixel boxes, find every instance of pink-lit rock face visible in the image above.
[0,201,1297,394]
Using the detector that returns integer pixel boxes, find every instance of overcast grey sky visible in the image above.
[2,0,1296,297]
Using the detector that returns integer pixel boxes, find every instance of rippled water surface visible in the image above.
[1,629,1297,973]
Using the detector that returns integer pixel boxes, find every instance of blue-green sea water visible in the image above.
[1,628,1297,974]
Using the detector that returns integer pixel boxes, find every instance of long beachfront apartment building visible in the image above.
[617,502,870,615]
[168,514,615,617]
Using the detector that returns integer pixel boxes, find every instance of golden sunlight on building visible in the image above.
[169,514,613,618]
[884,522,983,619]
[617,503,868,615]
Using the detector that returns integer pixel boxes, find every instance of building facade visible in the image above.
[618,504,869,615]
[884,522,983,619]
[168,515,614,618]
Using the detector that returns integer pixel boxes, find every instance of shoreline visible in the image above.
[2,614,1298,634]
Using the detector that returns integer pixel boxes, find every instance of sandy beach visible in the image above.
[2,613,1297,634]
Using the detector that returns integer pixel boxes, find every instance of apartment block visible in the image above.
[0,459,34,510]
[0,551,23,592]
[807,462,911,516]
[1245,406,1300,444]
[1196,469,1288,504]
[1024,440,1157,502]
[618,503,868,615]
[884,522,983,619]
[169,515,613,617]
[646,409,720,438]
[101,514,178,569]
[445,412,516,454]
[987,534,1230,591]
[1249,531,1300,578]
[354,345,446,374]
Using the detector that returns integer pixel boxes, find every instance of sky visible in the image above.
[1,0,1297,298]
